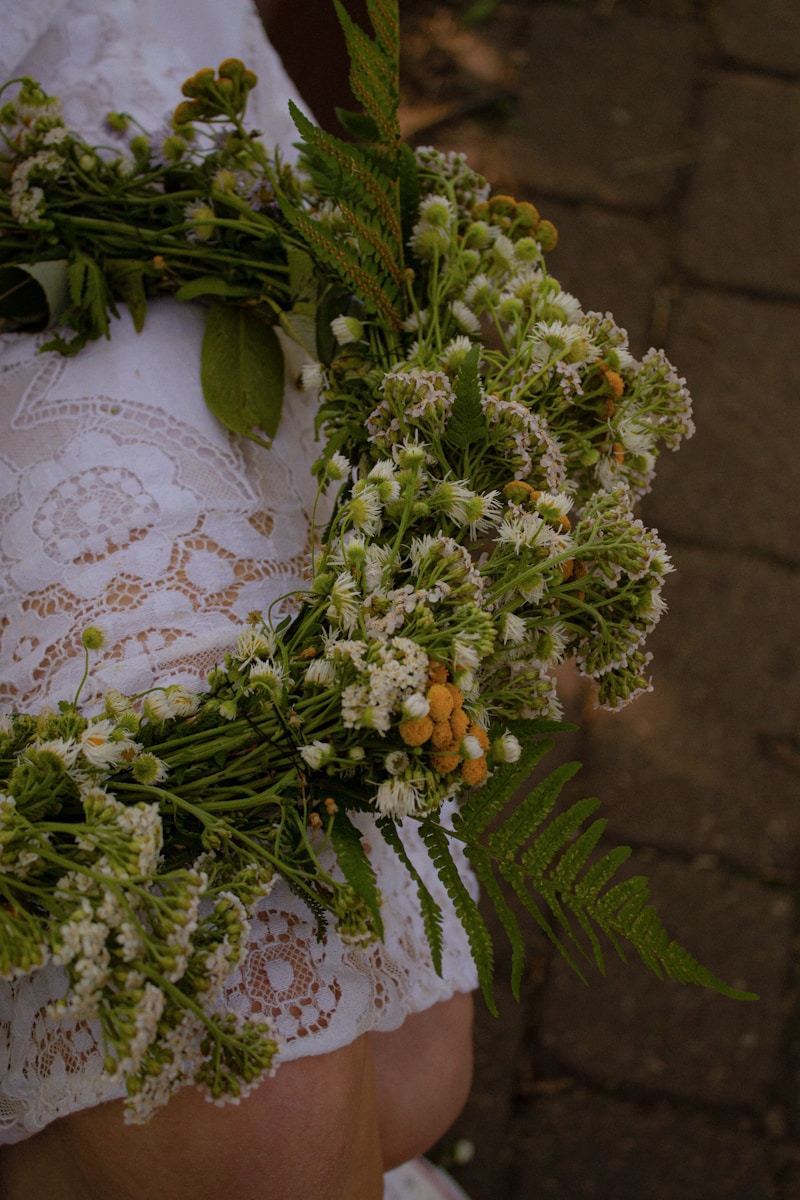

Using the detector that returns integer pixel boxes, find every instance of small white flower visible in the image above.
[492,731,522,763]
[375,778,421,818]
[461,735,484,761]
[450,299,481,335]
[300,361,325,391]
[80,721,138,769]
[331,315,365,345]
[304,657,337,686]
[299,741,333,771]
[401,692,430,720]
[384,750,410,776]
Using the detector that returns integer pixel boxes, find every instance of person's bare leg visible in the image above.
[370,991,474,1170]
[0,1036,383,1200]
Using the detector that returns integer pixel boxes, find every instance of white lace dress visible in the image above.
[0,0,477,1145]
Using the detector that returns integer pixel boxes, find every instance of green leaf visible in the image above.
[106,259,148,332]
[200,302,284,445]
[67,252,112,339]
[175,276,254,302]
[287,246,318,308]
[329,811,384,940]
[335,107,381,142]
[418,820,497,1013]
[0,261,69,331]
[445,344,488,450]
[377,817,443,975]
[279,309,318,359]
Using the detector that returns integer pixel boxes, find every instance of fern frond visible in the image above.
[334,0,401,148]
[423,735,757,1002]
[377,816,444,975]
[418,821,497,1013]
[488,759,582,860]
[334,199,406,294]
[454,728,554,840]
[329,810,384,939]
[365,0,399,62]
[289,103,402,244]
[467,844,526,999]
[278,197,404,330]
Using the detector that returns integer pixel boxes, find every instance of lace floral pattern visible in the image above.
[0,0,477,1145]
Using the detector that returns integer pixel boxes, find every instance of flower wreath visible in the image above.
[0,2,753,1125]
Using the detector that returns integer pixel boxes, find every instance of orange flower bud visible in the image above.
[535,219,558,251]
[427,683,454,722]
[431,720,457,751]
[399,716,434,746]
[468,724,490,752]
[427,660,448,686]
[431,752,461,774]
[461,756,488,786]
[450,708,469,740]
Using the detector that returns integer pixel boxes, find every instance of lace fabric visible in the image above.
[0,0,477,1146]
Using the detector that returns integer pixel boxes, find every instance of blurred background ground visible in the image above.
[265,2,800,1196]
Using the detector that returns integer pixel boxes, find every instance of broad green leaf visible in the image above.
[0,261,69,330]
[200,303,284,445]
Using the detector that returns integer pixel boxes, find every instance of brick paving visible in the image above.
[392,2,800,1197]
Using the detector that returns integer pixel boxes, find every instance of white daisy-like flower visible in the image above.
[299,741,333,771]
[330,314,365,345]
[375,778,421,818]
[492,731,522,763]
[450,299,481,335]
[304,658,337,687]
[326,572,363,632]
[300,361,325,391]
[80,721,138,769]
[402,308,428,333]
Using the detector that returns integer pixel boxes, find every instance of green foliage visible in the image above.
[444,343,490,455]
[413,727,758,1004]
[329,810,384,939]
[200,303,284,445]
[280,1,408,330]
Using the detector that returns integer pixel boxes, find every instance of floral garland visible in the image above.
[0,7,752,1126]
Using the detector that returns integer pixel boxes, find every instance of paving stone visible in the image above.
[425,5,700,210]
[571,544,800,876]
[510,1087,777,1199]
[541,202,668,355]
[679,74,800,296]
[534,854,790,1108]
[717,0,800,77]
[643,288,800,562]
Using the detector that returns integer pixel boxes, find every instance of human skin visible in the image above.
[0,991,473,1200]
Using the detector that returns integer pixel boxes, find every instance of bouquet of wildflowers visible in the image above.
[0,0,753,1123]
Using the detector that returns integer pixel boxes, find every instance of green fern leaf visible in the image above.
[454,727,554,840]
[334,0,401,148]
[488,759,582,860]
[467,844,526,999]
[329,810,384,940]
[365,0,400,61]
[418,821,497,1013]
[444,344,488,452]
[377,817,444,975]
[520,795,601,877]
[277,195,403,330]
